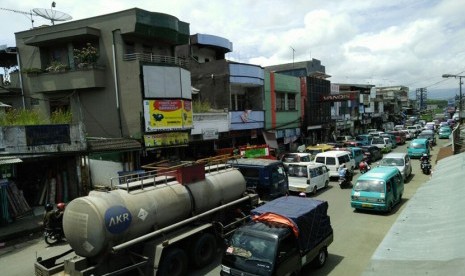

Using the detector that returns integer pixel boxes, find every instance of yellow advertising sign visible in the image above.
[183,100,193,127]
[144,100,193,132]
[144,132,189,147]
[148,100,183,129]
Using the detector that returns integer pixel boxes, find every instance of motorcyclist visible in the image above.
[359,158,370,172]
[420,153,429,163]
[338,164,348,179]
[55,202,66,227]
[43,203,56,229]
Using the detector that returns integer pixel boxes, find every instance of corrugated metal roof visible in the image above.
[363,151,465,275]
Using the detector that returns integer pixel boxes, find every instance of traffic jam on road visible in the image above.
[1,118,454,276]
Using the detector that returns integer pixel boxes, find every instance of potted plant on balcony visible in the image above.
[74,43,99,69]
[46,60,68,73]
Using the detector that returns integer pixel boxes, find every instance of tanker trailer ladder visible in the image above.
[111,165,185,192]
[198,154,241,174]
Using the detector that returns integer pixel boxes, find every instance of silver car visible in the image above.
[378,152,412,181]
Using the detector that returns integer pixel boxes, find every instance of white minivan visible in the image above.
[314,151,355,178]
[287,162,330,195]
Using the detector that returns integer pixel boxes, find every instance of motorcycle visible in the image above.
[44,226,65,245]
[421,160,432,175]
[338,169,353,189]
[359,161,371,174]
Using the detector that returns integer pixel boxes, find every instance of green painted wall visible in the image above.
[264,72,301,130]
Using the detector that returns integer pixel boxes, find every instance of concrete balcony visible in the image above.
[24,67,106,93]
[0,122,87,154]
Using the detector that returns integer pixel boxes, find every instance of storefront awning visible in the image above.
[0,156,22,165]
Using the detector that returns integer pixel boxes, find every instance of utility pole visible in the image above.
[415,88,427,112]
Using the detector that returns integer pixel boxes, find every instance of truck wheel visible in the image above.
[158,247,188,276]
[312,247,328,268]
[190,233,217,268]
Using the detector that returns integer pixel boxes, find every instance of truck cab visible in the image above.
[221,196,333,276]
[221,222,300,276]
[229,158,289,201]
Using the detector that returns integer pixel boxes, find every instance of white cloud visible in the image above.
[1,0,465,97]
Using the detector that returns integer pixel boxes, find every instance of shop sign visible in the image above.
[144,132,189,147]
[320,93,356,102]
[25,125,70,146]
[202,128,219,140]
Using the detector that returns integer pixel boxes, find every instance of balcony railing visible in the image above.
[123,53,189,68]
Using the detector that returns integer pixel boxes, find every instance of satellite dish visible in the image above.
[32,8,72,25]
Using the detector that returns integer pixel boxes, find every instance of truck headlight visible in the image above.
[221,265,231,274]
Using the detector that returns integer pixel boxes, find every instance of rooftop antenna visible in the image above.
[0,7,38,28]
[32,2,72,25]
[290,46,295,68]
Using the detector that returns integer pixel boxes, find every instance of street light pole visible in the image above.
[442,74,464,123]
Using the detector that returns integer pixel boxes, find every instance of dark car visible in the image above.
[360,146,382,164]
[417,130,436,146]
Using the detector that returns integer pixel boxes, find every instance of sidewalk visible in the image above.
[0,206,44,247]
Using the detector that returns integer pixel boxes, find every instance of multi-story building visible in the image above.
[266,59,332,145]
[176,34,265,157]
[0,8,193,218]
[376,86,410,125]
[263,71,303,153]
[331,83,375,135]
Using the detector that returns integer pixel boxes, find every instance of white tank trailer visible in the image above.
[63,166,247,258]
[36,162,260,276]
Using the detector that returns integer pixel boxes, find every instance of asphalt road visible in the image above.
[0,137,445,276]
[199,138,444,276]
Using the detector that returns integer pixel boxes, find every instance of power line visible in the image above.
[0,7,38,28]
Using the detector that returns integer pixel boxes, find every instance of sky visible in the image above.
[1,0,465,100]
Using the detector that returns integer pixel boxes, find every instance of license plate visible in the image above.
[298,188,307,192]
[362,203,372,208]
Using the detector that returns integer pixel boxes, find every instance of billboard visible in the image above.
[143,99,193,132]
[142,66,192,99]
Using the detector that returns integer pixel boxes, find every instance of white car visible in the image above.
[287,162,330,195]
[280,152,312,165]
[370,136,392,153]
[378,152,412,181]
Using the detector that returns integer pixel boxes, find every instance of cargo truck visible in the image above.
[220,196,334,276]
[34,157,260,276]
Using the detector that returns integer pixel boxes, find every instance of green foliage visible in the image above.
[0,108,72,126]
[427,99,448,109]
[193,100,211,112]
[74,43,99,65]
[0,109,47,126]
[46,60,68,72]
[50,109,72,124]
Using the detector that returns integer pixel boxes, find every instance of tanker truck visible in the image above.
[35,158,260,276]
